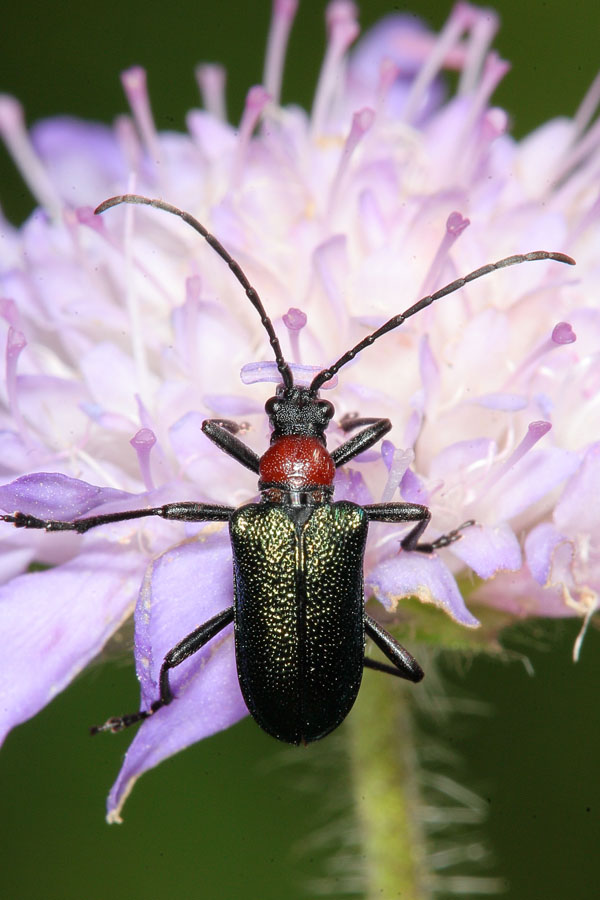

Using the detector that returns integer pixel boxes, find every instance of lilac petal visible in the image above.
[31,117,126,207]
[240,360,337,389]
[202,393,263,417]
[107,529,246,822]
[79,343,140,417]
[525,522,565,585]
[186,110,236,160]
[493,447,580,521]
[333,467,373,505]
[168,411,259,498]
[0,472,133,519]
[450,522,521,579]
[471,393,527,411]
[16,375,88,439]
[0,431,33,477]
[555,443,600,533]
[419,335,439,407]
[471,568,571,619]
[367,552,480,627]
[429,437,494,481]
[400,468,429,504]
[0,544,143,744]
[0,545,35,583]
[349,15,444,118]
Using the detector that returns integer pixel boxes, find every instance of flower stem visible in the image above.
[347,669,429,900]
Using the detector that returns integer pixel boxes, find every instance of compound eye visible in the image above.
[265,396,280,416]
[318,400,334,421]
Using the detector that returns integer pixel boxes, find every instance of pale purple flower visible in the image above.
[0,1,597,820]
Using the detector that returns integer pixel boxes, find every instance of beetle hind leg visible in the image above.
[364,614,424,683]
[90,606,234,735]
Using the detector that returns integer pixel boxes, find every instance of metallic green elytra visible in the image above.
[231,502,367,744]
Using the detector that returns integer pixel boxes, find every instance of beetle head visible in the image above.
[265,386,334,443]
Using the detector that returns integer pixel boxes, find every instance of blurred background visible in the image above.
[1,1,599,897]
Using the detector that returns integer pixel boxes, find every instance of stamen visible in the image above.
[419,212,470,298]
[5,326,27,438]
[121,191,152,406]
[195,64,227,121]
[381,445,415,503]
[121,67,162,170]
[402,2,474,123]
[115,114,143,175]
[571,588,599,662]
[327,107,374,217]
[549,114,600,193]
[506,321,576,387]
[442,52,510,181]
[0,298,20,329]
[375,59,400,115]
[477,421,552,501]
[312,234,349,327]
[263,0,299,105]
[573,70,600,146]
[311,1,359,137]
[232,86,271,186]
[0,95,62,218]
[419,335,440,409]
[178,276,202,378]
[130,428,157,491]
[283,307,307,363]
[457,6,499,95]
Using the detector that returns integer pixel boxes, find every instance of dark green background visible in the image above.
[2,1,599,898]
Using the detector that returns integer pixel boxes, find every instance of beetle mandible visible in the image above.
[1,194,575,744]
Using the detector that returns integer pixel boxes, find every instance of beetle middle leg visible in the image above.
[364,614,424,682]
[91,606,235,734]
[365,502,474,552]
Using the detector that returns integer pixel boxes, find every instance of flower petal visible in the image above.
[0,544,143,744]
[367,551,480,626]
[451,522,521,579]
[0,472,133,519]
[525,522,565,585]
[106,528,246,821]
[554,443,600,533]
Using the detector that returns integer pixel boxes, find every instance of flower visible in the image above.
[0,0,597,820]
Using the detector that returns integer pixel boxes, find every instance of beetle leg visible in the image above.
[339,413,386,432]
[330,418,392,468]
[202,419,260,473]
[0,501,234,534]
[364,615,424,682]
[90,606,235,734]
[364,502,474,552]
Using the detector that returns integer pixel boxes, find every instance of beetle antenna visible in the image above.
[310,251,576,393]
[95,194,294,390]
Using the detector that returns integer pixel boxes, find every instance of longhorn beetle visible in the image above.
[1,194,575,745]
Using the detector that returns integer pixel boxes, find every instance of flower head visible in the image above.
[0,1,597,820]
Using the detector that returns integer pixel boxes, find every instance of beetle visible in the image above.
[0,193,575,744]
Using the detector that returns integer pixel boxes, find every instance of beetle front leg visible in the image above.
[202,418,260,474]
[330,417,392,468]
[1,501,234,534]
[364,615,424,682]
[364,502,474,552]
[91,606,235,734]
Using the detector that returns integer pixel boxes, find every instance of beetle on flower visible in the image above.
[0,1,596,822]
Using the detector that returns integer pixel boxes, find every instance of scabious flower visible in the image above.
[0,0,597,820]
